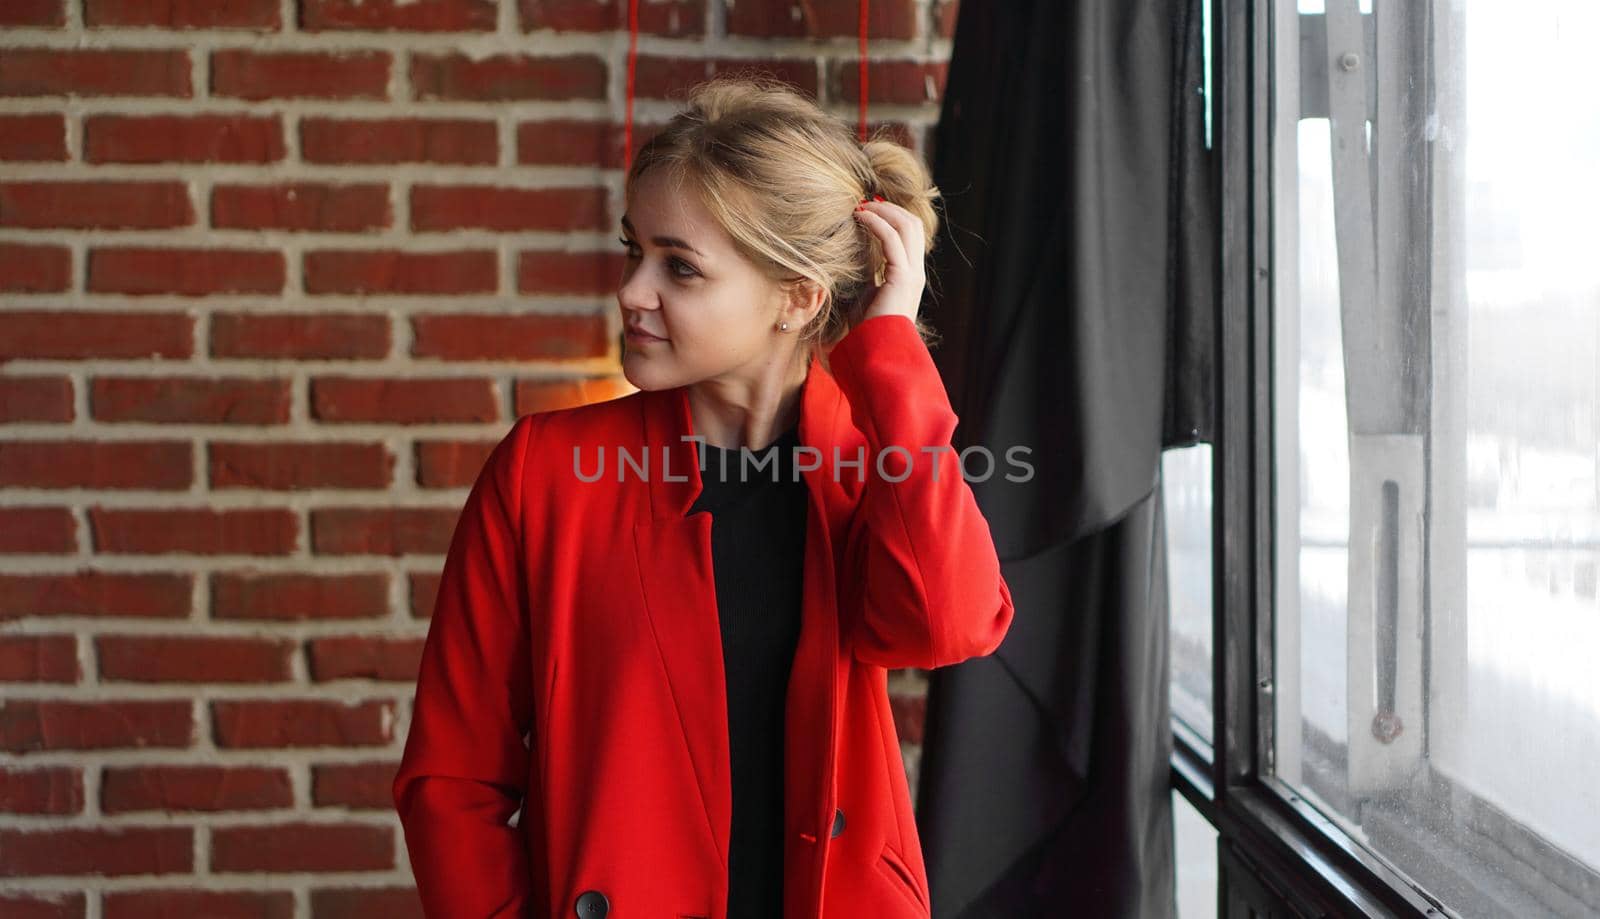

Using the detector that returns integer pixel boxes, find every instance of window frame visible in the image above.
[1174,1,1600,916]
[1171,0,1460,914]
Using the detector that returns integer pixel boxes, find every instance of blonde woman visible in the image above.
[393,75,1015,919]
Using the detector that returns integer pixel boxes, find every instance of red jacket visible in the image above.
[393,314,1016,919]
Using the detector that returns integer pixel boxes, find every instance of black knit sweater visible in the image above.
[686,423,808,918]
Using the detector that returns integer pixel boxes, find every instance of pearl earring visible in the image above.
[779,321,789,331]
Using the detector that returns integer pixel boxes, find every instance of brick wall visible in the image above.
[0,0,954,913]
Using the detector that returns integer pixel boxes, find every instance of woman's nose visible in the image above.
[616,272,659,313]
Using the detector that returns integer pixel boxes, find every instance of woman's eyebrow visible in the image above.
[620,215,705,257]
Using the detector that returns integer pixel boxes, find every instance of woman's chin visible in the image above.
[620,357,670,392]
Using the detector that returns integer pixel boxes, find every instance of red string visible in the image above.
[624,0,638,173]
[858,0,869,141]
[621,2,866,159]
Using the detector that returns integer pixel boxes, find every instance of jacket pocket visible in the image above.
[874,841,930,914]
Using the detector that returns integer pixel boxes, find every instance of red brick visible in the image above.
[304,249,495,295]
[0,508,76,554]
[727,0,916,38]
[88,247,285,295]
[414,438,497,488]
[0,827,192,877]
[0,767,83,814]
[86,0,281,29]
[0,571,191,621]
[106,890,290,919]
[302,0,496,32]
[834,60,949,106]
[0,48,191,97]
[0,832,192,883]
[89,508,298,556]
[310,508,460,556]
[0,180,193,229]
[889,692,926,744]
[412,315,611,361]
[412,313,609,361]
[514,375,633,415]
[632,56,817,101]
[409,571,440,619]
[310,376,498,424]
[211,441,395,490]
[211,312,391,359]
[105,890,292,919]
[210,571,391,622]
[0,1,65,27]
[0,892,85,919]
[211,183,391,233]
[101,765,292,813]
[213,821,393,872]
[517,249,625,296]
[97,635,294,683]
[871,120,922,155]
[935,0,959,38]
[518,0,703,36]
[0,243,70,291]
[311,887,421,919]
[0,442,193,491]
[308,636,424,682]
[410,52,604,101]
[89,376,289,424]
[0,376,74,423]
[516,118,634,168]
[0,700,193,752]
[0,311,194,360]
[85,113,283,164]
[0,634,79,682]
[212,699,396,748]
[311,761,399,808]
[410,184,606,232]
[301,117,495,165]
[213,50,390,101]
[0,113,67,160]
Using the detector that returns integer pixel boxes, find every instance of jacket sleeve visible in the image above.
[826,313,1016,670]
[393,413,538,918]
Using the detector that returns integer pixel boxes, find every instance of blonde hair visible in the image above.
[623,73,943,364]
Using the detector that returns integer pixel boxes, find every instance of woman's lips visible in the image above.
[625,328,667,344]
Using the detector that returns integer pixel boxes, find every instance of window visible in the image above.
[1165,445,1216,748]
[1267,0,1600,914]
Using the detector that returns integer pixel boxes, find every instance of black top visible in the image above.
[686,423,808,918]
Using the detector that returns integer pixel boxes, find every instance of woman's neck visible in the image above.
[686,353,809,451]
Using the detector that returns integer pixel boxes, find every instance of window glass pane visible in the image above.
[1270,0,1600,913]
[1174,789,1219,919]
[1164,445,1214,746]
[1449,0,1600,874]
[1289,116,1351,759]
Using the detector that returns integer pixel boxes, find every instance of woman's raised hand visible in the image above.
[852,196,927,325]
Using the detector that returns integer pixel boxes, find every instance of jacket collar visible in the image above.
[639,349,845,522]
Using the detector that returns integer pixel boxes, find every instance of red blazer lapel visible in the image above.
[628,351,853,889]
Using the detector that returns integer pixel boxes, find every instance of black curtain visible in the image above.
[914,0,1216,913]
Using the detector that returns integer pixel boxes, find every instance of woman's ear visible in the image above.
[784,277,827,330]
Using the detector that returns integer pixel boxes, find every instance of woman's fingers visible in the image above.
[853,200,928,324]
[856,203,914,278]
[867,201,924,261]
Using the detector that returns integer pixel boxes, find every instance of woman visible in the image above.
[393,76,1016,919]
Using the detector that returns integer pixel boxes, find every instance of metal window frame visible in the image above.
[1171,0,1452,914]
[1173,1,1600,916]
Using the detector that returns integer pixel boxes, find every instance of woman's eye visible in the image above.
[618,237,697,279]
